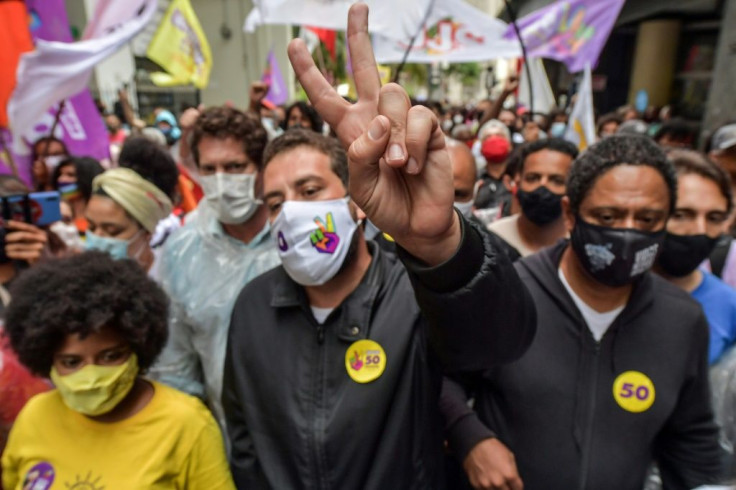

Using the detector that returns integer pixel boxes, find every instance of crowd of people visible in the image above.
[2,5,736,490]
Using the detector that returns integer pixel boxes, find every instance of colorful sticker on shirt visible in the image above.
[613,370,655,413]
[22,462,55,490]
[345,339,386,383]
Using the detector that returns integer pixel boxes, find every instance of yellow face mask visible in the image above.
[50,353,139,416]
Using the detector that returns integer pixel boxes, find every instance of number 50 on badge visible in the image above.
[613,371,655,413]
[345,339,386,383]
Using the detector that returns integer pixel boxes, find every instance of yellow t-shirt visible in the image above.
[1,380,235,490]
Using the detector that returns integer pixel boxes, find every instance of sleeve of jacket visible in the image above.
[148,299,206,399]
[222,307,270,488]
[396,213,537,373]
[655,313,728,488]
[440,376,496,462]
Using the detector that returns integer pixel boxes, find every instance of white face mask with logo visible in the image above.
[200,173,261,224]
[272,197,358,286]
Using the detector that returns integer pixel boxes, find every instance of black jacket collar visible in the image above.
[518,240,656,333]
[271,240,390,308]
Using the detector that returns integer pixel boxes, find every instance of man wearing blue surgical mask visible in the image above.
[444,135,726,490]
[150,106,280,433]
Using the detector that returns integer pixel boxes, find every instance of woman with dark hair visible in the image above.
[30,136,68,191]
[51,157,104,235]
[284,100,323,133]
[1,252,235,489]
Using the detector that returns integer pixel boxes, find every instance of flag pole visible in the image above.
[42,100,66,157]
[391,0,436,84]
[504,0,534,116]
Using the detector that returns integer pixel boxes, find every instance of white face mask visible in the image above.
[272,197,358,286]
[454,180,481,219]
[454,199,474,218]
[44,155,66,171]
[200,172,261,224]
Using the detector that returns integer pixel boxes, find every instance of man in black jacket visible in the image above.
[446,135,726,490]
[221,6,536,489]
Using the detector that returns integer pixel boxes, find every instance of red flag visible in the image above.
[307,26,336,61]
[0,1,34,128]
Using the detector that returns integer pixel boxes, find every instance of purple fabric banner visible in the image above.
[0,0,110,183]
[504,0,625,73]
[262,50,289,106]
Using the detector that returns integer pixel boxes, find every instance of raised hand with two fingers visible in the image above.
[287,3,460,266]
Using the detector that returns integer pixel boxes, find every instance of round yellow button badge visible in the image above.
[612,371,655,413]
[345,339,386,383]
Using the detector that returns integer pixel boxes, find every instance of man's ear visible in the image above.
[561,196,575,233]
[503,175,517,195]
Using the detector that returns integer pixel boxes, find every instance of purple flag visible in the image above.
[1,0,110,183]
[504,0,625,73]
[262,50,288,106]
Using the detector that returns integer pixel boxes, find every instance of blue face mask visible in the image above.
[550,122,567,138]
[85,230,143,260]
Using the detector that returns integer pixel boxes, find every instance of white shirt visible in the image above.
[558,268,624,342]
[311,306,334,324]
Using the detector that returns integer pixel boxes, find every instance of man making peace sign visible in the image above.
[222,5,536,489]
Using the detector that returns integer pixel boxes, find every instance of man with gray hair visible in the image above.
[472,119,513,225]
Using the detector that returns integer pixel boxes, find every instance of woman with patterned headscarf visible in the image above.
[85,168,172,278]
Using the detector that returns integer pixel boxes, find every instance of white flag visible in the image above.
[564,64,596,150]
[372,0,521,64]
[518,58,557,115]
[7,0,157,138]
[244,0,428,41]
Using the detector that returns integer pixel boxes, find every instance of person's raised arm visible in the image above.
[289,4,536,371]
[288,4,458,265]
[475,77,518,135]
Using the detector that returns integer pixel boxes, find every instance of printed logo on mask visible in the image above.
[310,212,339,254]
[584,243,616,271]
[630,243,659,277]
[22,462,55,490]
[277,231,288,251]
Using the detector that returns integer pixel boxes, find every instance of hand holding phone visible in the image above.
[4,221,49,264]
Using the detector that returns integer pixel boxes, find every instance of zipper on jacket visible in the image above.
[311,321,329,489]
[578,341,600,490]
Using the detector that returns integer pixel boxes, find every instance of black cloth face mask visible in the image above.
[657,232,718,277]
[517,186,563,226]
[570,218,665,288]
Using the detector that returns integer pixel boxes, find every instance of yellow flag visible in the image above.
[146,0,212,88]
[377,65,392,86]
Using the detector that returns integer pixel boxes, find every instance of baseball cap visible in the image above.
[711,124,736,151]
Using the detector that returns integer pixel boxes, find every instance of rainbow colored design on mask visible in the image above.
[59,183,81,201]
[310,212,339,254]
